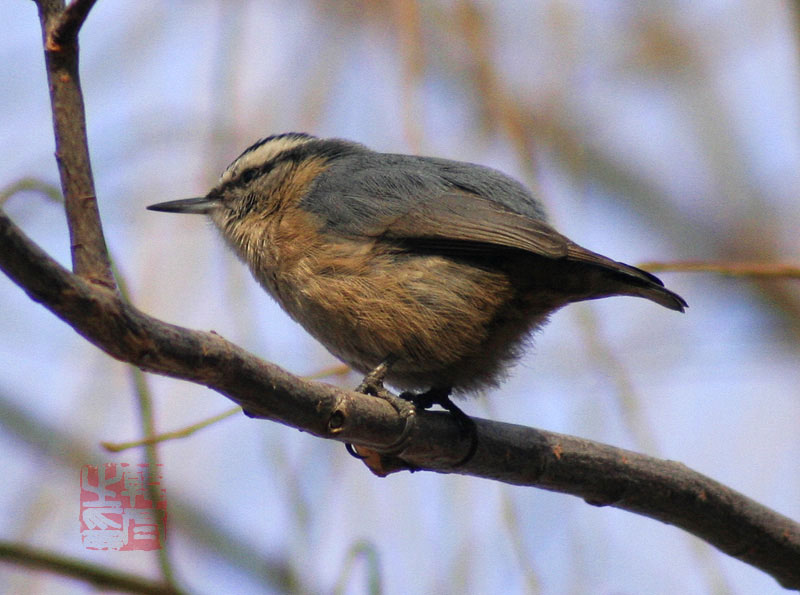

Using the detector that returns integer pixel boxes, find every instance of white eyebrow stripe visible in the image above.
[219,136,315,185]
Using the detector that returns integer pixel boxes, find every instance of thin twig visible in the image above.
[0,177,62,206]
[101,364,350,452]
[639,260,800,279]
[102,407,241,452]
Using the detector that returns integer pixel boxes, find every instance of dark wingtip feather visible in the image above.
[643,285,688,312]
[617,262,687,312]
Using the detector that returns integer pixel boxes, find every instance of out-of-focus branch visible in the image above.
[0,540,182,595]
[332,540,382,595]
[0,178,62,206]
[0,392,302,593]
[109,249,177,585]
[390,0,425,152]
[640,261,800,279]
[453,0,800,340]
[456,1,540,184]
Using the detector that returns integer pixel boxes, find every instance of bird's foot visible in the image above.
[346,357,416,462]
[399,387,478,466]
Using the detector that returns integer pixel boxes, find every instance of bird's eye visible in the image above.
[239,168,258,185]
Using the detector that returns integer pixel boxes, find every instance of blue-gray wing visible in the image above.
[300,151,672,292]
[302,152,570,256]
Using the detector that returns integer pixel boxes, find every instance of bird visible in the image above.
[148,132,686,417]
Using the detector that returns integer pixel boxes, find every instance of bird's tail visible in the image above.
[566,242,687,312]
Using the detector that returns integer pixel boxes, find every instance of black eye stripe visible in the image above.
[239,168,259,184]
[234,158,282,187]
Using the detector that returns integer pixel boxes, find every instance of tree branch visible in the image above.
[50,0,98,47]
[34,0,114,287]
[1,208,799,589]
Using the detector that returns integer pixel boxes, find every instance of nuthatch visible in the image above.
[148,133,686,413]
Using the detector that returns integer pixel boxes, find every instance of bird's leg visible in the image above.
[346,356,416,460]
[400,386,478,466]
[355,355,397,399]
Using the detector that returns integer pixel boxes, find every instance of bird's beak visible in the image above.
[146,196,221,214]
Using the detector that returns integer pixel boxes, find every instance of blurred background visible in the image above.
[2,1,799,593]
